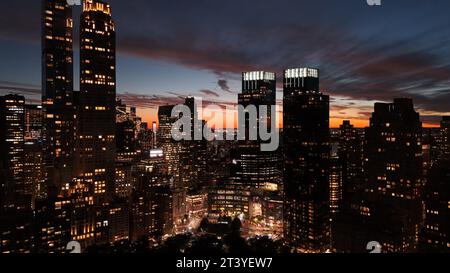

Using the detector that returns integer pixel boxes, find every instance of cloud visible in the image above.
[199,89,220,97]
[217,79,234,94]
[2,0,450,122]
[117,92,235,110]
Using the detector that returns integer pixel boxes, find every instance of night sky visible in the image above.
[1,0,450,127]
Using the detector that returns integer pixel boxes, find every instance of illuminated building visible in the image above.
[329,156,342,215]
[136,122,154,154]
[209,176,251,217]
[419,116,450,252]
[158,105,187,223]
[338,121,363,200]
[419,159,450,252]
[440,116,450,160]
[116,99,141,161]
[236,72,280,192]
[34,197,72,253]
[184,97,208,192]
[41,0,75,196]
[78,0,116,202]
[235,72,281,218]
[68,178,96,249]
[364,99,423,252]
[116,119,137,161]
[157,98,208,226]
[107,200,130,243]
[0,95,28,210]
[186,193,208,218]
[0,211,34,253]
[24,105,44,205]
[283,68,331,252]
[211,71,281,223]
[130,159,173,240]
[335,99,424,253]
[115,161,133,198]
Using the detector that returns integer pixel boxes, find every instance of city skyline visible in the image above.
[1,0,450,127]
[0,0,449,255]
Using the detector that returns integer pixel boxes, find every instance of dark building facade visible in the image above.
[130,158,173,241]
[419,159,450,252]
[440,116,450,160]
[41,0,75,197]
[364,99,423,252]
[0,95,27,210]
[78,0,116,202]
[283,68,331,252]
[335,99,424,253]
[419,116,450,252]
[338,121,363,203]
[24,105,44,206]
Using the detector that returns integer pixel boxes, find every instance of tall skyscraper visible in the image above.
[336,99,424,253]
[365,99,423,252]
[158,105,186,223]
[214,71,281,222]
[24,105,44,206]
[184,97,208,193]
[236,71,280,192]
[283,68,331,252]
[78,0,116,202]
[0,95,27,210]
[41,0,75,197]
[338,121,363,201]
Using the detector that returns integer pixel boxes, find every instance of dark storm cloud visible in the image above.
[1,0,450,116]
[217,80,234,94]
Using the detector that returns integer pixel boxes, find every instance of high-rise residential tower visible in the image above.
[283,68,331,252]
[336,99,424,253]
[78,0,116,202]
[364,99,423,252]
[41,0,75,197]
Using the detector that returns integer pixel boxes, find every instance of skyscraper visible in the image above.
[130,157,173,240]
[41,0,75,197]
[0,95,27,210]
[338,121,363,201]
[158,105,186,223]
[24,105,44,206]
[236,71,280,192]
[336,99,424,253]
[78,0,116,202]
[215,71,281,222]
[283,68,331,252]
